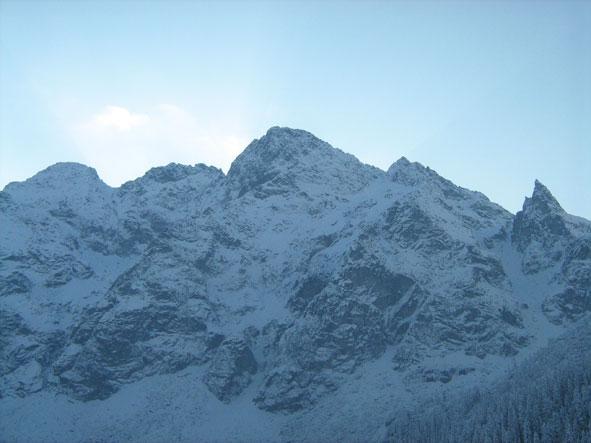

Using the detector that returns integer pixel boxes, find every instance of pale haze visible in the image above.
[0,0,589,217]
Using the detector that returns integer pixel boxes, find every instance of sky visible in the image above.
[0,0,589,218]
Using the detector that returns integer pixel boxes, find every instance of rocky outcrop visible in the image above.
[204,338,258,402]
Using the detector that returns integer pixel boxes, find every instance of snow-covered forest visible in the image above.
[386,319,591,443]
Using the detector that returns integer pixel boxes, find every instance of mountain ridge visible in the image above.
[0,126,589,442]
[3,127,576,222]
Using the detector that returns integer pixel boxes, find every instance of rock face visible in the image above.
[204,338,258,402]
[0,127,590,432]
[512,180,591,324]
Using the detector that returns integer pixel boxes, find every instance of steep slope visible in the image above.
[384,317,591,443]
[0,127,589,441]
[512,180,591,324]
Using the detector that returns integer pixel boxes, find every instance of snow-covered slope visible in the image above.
[1,127,589,442]
[384,316,591,442]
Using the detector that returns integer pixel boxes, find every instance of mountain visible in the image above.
[1,127,589,442]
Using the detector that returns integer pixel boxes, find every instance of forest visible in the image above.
[386,319,591,443]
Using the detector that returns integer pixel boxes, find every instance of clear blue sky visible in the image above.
[1,0,589,217]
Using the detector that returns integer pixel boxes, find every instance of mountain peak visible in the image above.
[396,156,411,165]
[512,180,569,251]
[2,162,109,207]
[387,156,438,186]
[141,163,222,184]
[227,127,335,182]
[3,162,104,193]
[39,162,100,180]
[226,127,376,198]
[525,179,564,215]
[264,126,314,139]
[233,126,332,165]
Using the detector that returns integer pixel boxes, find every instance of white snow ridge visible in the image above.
[1,127,590,442]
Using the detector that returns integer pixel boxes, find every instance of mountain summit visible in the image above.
[529,179,565,214]
[1,127,589,442]
[227,126,379,198]
[230,127,333,164]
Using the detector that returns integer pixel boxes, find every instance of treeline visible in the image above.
[386,319,591,443]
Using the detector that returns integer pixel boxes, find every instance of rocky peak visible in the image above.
[517,180,565,223]
[227,127,334,176]
[387,156,412,171]
[387,157,445,187]
[226,126,378,198]
[387,156,475,206]
[524,180,565,215]
[120,163,224,193]
[513,180,569,252]
[41,161,99,178]
[2,162,109,206]
[141,163,221,184]
[5,162,102,190]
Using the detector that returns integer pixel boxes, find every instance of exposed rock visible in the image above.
[204,338,257,402]
[0,127,589,427]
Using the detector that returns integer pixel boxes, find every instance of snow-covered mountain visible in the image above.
[1,127,589,442]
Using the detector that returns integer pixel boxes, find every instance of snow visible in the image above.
[1,126,589,442]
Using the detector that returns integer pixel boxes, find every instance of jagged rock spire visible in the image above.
[527,179,564,214]
[512,180,568,251]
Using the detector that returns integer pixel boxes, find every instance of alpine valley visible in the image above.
[1,127,590,442]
